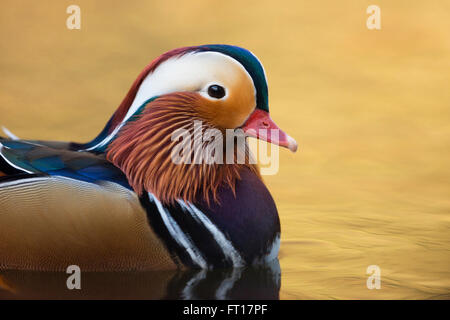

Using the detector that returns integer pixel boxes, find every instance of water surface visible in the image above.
[0,1,449,299]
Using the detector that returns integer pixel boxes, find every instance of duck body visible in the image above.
[0,44,295,271]
[0,139,279,270]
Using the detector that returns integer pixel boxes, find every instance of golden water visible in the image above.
[0,1,449,299]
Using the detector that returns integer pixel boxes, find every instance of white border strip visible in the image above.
[149,193,207,268]
[0,143,34,174]
[177,200,244,267]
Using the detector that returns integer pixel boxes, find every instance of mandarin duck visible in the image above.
[0,45,297,271]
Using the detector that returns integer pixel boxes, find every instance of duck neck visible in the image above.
[106,93,260,205]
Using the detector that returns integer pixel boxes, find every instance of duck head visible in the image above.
[87,45,297,204]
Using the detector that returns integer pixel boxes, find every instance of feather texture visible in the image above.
[107,92,260,205]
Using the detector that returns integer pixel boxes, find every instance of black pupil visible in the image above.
[207,85,225,99]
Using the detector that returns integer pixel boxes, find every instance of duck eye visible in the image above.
[207,85,226,99]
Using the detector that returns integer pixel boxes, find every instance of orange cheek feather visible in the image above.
[195,70,256,129]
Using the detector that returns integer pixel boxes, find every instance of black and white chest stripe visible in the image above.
[141,193,245,268]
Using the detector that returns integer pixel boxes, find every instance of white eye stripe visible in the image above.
[126,52,251,116]
[82,51,256,151]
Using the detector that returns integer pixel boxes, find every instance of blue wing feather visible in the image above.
[0,138,131,189]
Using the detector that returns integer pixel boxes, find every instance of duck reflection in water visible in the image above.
[0,260,280,300]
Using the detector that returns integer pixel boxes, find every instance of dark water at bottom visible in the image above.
[0,260,280,299]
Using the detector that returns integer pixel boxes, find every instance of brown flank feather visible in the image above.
[107,92,260,205]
